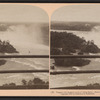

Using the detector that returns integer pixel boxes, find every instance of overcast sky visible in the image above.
[0,4,48,23]
[51,5,100,22]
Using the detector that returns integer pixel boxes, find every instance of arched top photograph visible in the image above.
[50,5,100,89]
[0,4,49,55]
[0,4,49,90]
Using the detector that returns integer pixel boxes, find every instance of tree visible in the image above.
[33,78,45,85]
[2,83,9,87]
[22,79,27,86]
[91,40,94,45]
[2,83,16,87]
[28,80,34,86]
[0,40,18,53]
[9,83,16,86]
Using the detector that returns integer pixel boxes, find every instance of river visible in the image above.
[50,28,100,88]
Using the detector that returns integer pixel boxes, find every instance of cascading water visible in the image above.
[0,23,49,55]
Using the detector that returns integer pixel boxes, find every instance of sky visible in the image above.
[51,5,100,22]
[0,4,48,23]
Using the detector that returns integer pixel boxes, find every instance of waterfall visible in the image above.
[0,23,49,54]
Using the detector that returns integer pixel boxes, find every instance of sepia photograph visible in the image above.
[0,4,49,89]
[50,5,100,89]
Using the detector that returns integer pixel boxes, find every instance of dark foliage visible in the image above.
[2,82,16,87]
[51,31,100,67]
[0,40,18,53]
[1,78,49,89]
[51,31,100,54]
[0,60,6,66]
[55,58,90,67]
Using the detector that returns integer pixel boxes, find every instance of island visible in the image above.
[51,31,100,67]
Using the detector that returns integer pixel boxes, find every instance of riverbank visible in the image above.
[0,58,49,86]
[50,59,100,88]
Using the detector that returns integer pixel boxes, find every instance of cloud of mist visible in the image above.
[0,24,49,54]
